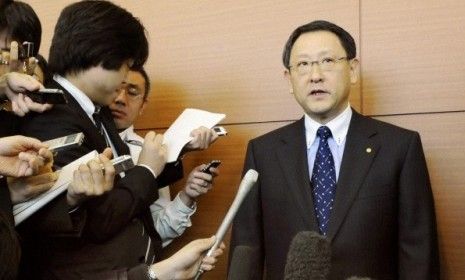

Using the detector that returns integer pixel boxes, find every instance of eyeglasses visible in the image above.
[289,57,348,75]
[116,84,144,100]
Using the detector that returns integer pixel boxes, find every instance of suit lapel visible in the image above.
[100,106,130,156]
[327,110,380,240]
[276,118,319,229]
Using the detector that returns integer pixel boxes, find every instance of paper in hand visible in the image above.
[163,108,225,162]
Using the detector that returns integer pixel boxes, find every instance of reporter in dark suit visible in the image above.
[229,20,439,280]
[17,1,187,279]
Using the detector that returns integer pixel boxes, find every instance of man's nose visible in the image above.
[114,89,127,105]
[309,64,324,83]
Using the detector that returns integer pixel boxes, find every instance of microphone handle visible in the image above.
[194,269,203,280]
[194,169,258,279]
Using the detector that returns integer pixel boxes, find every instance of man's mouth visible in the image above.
[111,109,126,118]
[309,89,329,96]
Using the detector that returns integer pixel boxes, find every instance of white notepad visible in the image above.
[163,108,225,162]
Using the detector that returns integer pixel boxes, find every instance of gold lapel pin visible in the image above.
[366,147,372,153]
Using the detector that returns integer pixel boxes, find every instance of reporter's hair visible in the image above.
[48,0,148,76]
[131,67,150,99]
[0,210,20,279]
[0,0,42,56]
[282,20,356,69]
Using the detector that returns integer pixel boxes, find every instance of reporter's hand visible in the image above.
[184,126,218,151]
[67,148,115,206]
[0,135,51,177]
[137,131,167,177]
[179,165,219,207]
[150,236,225,280]
[8,171,58,204]
[0,71,51,117]
[6,41,37,76]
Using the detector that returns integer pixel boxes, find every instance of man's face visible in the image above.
[109,70,147,130]
[80,62,132,106]
[285,31,358,123]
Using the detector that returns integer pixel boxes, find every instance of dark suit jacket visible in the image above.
[229,110,439,280]
[17,80,183,279]
[0,109,21,279]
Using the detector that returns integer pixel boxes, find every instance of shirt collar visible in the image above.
[119,125,135,141]
[53,74,98,116]
[304,104,352,149]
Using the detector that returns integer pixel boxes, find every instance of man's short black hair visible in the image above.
[48,0,148,76]
[282,20,356,69]
[0,0,42,56]
[131,67,150,100]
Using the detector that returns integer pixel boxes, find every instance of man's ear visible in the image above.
[284,69,293,94]
[349,58,359,84]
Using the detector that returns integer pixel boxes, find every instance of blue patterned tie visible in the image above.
[311,126,336,235]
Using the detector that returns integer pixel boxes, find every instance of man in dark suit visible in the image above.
[16,1,213,279]
[229,20,439,280]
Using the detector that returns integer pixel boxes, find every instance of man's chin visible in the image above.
[113,120,129,131]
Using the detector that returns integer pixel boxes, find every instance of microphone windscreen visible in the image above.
[227,245,255,280]
[284,231,331,280]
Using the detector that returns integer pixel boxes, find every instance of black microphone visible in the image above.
[227,245,255,280]
[284,231,331,280]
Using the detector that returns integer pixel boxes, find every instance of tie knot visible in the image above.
[317,126,332,140]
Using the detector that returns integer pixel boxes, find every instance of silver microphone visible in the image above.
[194,169,259,279]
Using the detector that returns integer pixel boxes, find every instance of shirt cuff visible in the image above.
[173,192,197,213]
[137,164,157,179]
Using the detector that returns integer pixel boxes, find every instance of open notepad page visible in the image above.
[163,108,226,162]
[13,150,99,225]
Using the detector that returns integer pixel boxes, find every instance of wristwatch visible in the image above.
[147,265,158,280]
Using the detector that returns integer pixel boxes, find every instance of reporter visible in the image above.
[112,68,221,249]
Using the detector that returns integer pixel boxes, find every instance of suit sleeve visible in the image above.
[18,109,89,235]
[81,263,149,280]
[228,141,265,279]
[398,132,439,279]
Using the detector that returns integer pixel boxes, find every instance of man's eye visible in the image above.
[128,88,139,96]
[321,58,335,64]
[297,61,309,67]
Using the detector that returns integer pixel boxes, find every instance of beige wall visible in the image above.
[24,0,465,279]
